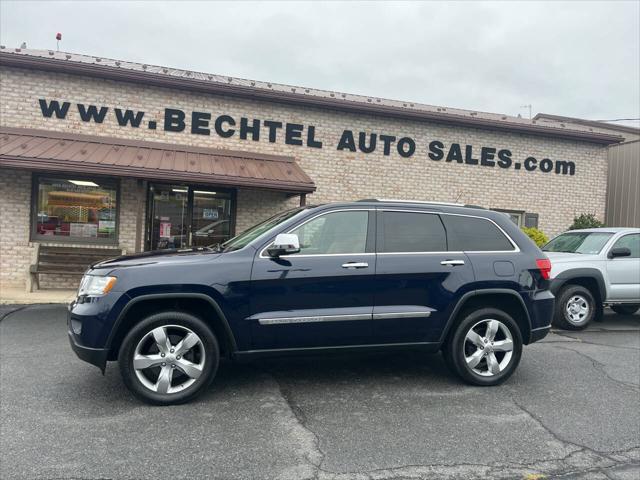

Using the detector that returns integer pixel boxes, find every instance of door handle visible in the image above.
[342,262,369,269]
[441,259,465,266]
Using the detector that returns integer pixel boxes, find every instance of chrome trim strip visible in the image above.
[258,313,371,325]
[372,311,431,320]
[258,310,433,325]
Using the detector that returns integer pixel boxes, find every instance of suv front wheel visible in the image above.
[443,308,523,386]
[118,311,219,405]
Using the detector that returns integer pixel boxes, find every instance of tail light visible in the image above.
[536,258,551,280]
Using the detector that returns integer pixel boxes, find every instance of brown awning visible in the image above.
[0,127,315,193]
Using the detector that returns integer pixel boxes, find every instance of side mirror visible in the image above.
[608,247,631,259]
[267,233,300,257]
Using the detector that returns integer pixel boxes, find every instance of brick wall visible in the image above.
[0,66,609,287]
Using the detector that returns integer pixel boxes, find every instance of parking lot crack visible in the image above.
[510,397,608,460]
[266,371,327,477]
[552,344,640,391]
[551,331,640,351]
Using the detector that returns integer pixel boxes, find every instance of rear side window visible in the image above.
[442,215,515,251]
[380,211,446,252]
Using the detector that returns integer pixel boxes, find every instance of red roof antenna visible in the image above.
[55,32,62,51]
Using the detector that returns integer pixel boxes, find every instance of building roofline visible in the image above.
[534,113,640,136]
[0,48,624,145]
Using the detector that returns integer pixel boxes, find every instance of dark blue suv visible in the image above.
[69,200,554,404]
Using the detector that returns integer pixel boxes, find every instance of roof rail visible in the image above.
[357,198,465,207]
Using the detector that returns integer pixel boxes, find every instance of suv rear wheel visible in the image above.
[554,285,596,330]
[443,308,523,386]
[611,304,640,315]
[118,311,219,405]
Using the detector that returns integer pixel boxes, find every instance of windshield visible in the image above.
[219,207,308,252]
[543,232,614,254]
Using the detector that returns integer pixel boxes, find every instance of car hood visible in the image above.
[544,252,601,263]
[90,248,222,271]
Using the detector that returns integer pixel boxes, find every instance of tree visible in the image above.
[569,214,604,230]
[522,227,549,247]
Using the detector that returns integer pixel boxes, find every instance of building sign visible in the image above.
[38,99,576,175]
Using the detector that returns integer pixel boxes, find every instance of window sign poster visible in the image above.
[71,223,98,238]
[84,224,98,238]
[70,223,84,238]
[160,222,171,238]
[203,208,219,220]
[99,220,116,233]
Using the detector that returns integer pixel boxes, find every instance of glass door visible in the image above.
[191,189,233,248]
[147,184,234,251]
[149,185,189,250]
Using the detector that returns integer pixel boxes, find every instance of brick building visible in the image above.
[0,47,624,290]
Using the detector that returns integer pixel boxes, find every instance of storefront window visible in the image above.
[34,176,118,242]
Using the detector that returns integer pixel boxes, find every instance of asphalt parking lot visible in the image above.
[1,305,638,480]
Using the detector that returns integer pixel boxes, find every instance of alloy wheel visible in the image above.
[565,295,590,325]
[464,319,514,377]
[133,325,206,394]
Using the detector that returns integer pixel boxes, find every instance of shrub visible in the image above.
[522,227,548,247]
[569,213,604,230]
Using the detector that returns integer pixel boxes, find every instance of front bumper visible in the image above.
[68,330,109,373]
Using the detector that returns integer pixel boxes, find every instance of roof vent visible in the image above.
[250,81,255,86]
[367,98,372,102]
[208,76,213,81]
[142,64,148,70]
[48,51,54,55]
[115,61,121,67]
[291,88,296,93]
[15,48,21,52]
[330,93,335,97]
[305,89,310,93]
[162,68,168,74]
[470,112,477,116]
[341,93,346,98]
[95,58,101,62]
[267,83,272,88]
[65,54,71,60]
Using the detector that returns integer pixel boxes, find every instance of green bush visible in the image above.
[569,213,604,230]
[522,227,549,247]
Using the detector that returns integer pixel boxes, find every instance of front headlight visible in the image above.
[78,275,117,296]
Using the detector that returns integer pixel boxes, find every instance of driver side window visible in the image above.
[611,234,640,258]
[290,210,369,255]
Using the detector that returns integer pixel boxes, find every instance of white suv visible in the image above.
[543,227,640,330]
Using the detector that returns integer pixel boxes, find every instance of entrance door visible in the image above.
[147,184,234,251]
[149,185,189,250]
[191,189,233,248]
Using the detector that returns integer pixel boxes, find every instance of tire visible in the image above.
[611,304,640,316]
[445,308,523,386]
[118,311,219,405]
[553,285,596,330]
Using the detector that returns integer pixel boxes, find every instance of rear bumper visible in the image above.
[68,331,108,373]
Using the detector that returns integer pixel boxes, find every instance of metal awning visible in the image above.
[0,127,315,193]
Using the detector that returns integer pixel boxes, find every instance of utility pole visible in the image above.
[520,104,532,120]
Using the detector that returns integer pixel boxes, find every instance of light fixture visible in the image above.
[193,190,217,195]
[172,188,188,193]
[68,180,99,187]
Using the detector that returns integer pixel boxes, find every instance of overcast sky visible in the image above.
[1,1,639,127]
